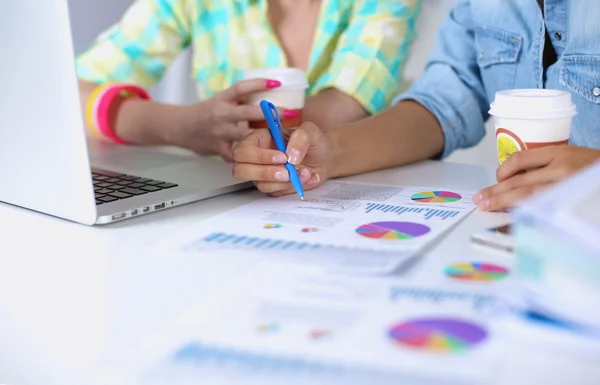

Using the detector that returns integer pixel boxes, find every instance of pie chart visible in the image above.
[355,221,430,240]
[388,317,488,353]
[411,191,462,203]
[445,262,510,282]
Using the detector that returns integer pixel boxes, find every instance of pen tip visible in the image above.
[300,196,305,201]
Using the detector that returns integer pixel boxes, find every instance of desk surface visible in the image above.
[1,160,598,385]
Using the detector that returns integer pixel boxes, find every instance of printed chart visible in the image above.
[445,263,510,282]
[356,222,431,240]
[365,203,460,220]
[160,181,477,253]
[388,317,488,353]
[257,323,280,334]
[309,329,333,341]
[196,232,322,250]
[411,191,462,204]
[142,265,503,385]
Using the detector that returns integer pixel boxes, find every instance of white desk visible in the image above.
[1,161,598,385]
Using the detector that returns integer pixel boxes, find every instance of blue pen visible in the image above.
[259,100,305,200]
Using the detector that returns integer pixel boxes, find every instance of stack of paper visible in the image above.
[158,181,476,274]
[514,161,600,330]
[123,263,510,385]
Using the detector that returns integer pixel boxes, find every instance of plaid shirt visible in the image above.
[76,0,420,114]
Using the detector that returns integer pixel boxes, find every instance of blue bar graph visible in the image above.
[364,203,460,220]
[200,232,321,250]
[173,342,344,375]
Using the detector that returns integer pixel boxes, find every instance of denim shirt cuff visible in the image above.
[391,65,487,158]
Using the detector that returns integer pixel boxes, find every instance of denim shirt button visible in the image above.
[593,86,600,97]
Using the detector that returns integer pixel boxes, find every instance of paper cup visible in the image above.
[243,68,308,129]
[489,89,577,164]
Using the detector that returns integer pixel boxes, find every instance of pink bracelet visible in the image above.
[89,83,150,144]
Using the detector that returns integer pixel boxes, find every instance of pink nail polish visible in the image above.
[283,109,299,119]
[266,80,281,89]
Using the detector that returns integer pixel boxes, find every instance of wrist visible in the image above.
[325,128,342,179]
[162,101,209,146]
[87,83,151,144]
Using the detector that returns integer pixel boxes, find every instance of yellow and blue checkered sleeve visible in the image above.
[310,0,421,114]
[76,0,192,88]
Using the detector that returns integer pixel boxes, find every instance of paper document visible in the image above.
[129,263,508,385]
[162,181,476,253]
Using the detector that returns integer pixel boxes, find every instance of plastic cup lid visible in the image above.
[243,68,309,90]
[489,89,578,120]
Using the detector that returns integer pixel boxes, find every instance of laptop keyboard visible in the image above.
[92,168,178,205]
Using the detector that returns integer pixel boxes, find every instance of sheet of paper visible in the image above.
[124,263,509,385]
[161,181,477,253]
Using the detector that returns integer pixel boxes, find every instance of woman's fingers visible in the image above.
[227,104,266,122]
[255,170,319,194]
[233,130,288,164]
[285,126,311,164]
[233,164,311,184]
[219,78,281,102]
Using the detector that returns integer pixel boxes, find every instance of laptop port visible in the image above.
[142,206,150,213]
[112,212,126,220]
[130,209,139,216]
[154,202,166,210]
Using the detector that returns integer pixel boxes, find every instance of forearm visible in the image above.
[304,89,368,129]
[327,100,444,178]
[77,79,193,145]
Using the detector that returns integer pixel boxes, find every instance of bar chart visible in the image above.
[183,232,322,251]
[364,203,460,220]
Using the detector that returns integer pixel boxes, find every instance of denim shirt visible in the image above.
[393,0,600,158]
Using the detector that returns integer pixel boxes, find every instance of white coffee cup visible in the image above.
[488,89,577,164]
[243,68,308,129]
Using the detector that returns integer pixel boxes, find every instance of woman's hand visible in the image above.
[169,78,284,162]
[474,145,600,211]
[232,122,331,196]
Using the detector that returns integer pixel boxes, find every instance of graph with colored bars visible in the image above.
[186,232,322,251]
[365,203,460,220]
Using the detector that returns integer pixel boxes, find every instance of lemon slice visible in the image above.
[497,135,519,164]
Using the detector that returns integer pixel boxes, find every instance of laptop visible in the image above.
[0,0,251,225]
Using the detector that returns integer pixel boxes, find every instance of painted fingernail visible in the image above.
[283,109,299,119]
[287,148,302,165]
[473,193,482,204]
[478,199,490,210]
[299,168,311,182]
[308,174,320,185]
[272,153,287,164]
[274,170,289,181]
[266,80,281,89]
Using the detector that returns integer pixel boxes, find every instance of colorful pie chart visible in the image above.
[355,221,430,240]
[411,191,462,203]
[388,317,488,353]
[257,323,280,334]
[445,262,510,282]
